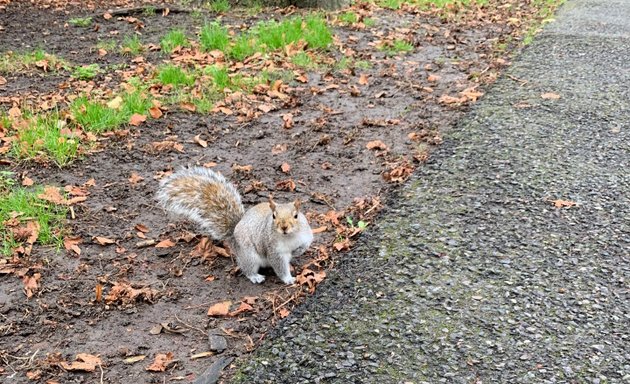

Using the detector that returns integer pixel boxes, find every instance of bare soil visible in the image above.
[0,0,542,382]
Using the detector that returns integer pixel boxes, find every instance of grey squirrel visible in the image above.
[156,167,313,285]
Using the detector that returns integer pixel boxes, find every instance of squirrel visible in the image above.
[156,167,313,285]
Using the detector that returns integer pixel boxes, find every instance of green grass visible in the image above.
[11,112,81,165]
[157,64,196,87]
[142,5,157,16]
[96,40,117,52]
[0,183,68,256]
[204,65,232,91]
[160,29,190,53]
[229,34,259,61]
[379,39,414,56]
[244,0,263,16]
[255,15,332,52]
[363,17,376,27]
[207,0,231,13]
[291,51,318,69]
[121,89,153,116]
[71,97,126,133]
[69,17,93,27]
[121,35,144,55]
[200,22,230,52]
[338,11,359,24]
[72,64,101,80]
[0,49,68,73]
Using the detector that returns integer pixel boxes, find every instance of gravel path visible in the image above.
[233,1,630,382]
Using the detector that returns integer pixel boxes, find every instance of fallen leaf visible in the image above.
[208,301,232,317]
[94,236,115,245]
[232,164,252,173]
[180,102,197,112]
[123,355,146,364]
[258,104,274,113]
[129,172,144,185]
[37,186,66,205]
[146,352,174,372]
[272,144,288,155]
[95,283,102,302]
[0,76,6,86]
[194,135,208,148]
[282,113,294,129]
[103,12,112,20]
[22,273,41,298]
[107,96,123,110]
[8,106,22,119]
[358,73,369,85]
[552,199,576,208]
[129,113,147,126]
[366,140,388,151]
[155,239,175,248]
[312,226,327,234]
[541,92,561,100]
[21,177,33,186]
[135,224,150,233]
[60,354,102,372]
[106,282,157,304]
[148,106,163,119]
[278,308,290,318]
[275,179,296,192]
[280,163,291,174]
[427,74,441,82]
[64,236,82,255]
[229,301,254,316]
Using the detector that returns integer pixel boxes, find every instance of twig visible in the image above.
[507,74,528,86]
[93,7,191,18]
[174,314,206,337]
[99,363,104,384]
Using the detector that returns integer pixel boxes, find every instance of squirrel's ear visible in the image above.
[293,199,301,211]
[268,195,276,211]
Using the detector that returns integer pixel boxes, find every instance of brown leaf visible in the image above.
[64,236,82,255]
[107,96,123,109]
[280,163,291,174]
[148,106,163,119]
[282,113,294,129]
[155,239,175,248]
[312,226,327,234]
[149,140,185,153]
[275,179,296,192]
[60,353,102,372]
[229,301,254,316]
[103,12,112,20]
[427,74,441,82]
[94,236,115,245]
[8,106,21,119]
[95,283,103,303]
[272,144,288,155]
[278,308,290,319]
[135,224,150,233]
[439,94,467,105]
[146,352,174,372]
[232,164,252,173]
[551,199,577,208]
[180,102,197,112]
[333,238,351,251]
[129,172,144,185]
[22,273,41,298]
[123,355,146,364]
[0,76,7,86]
[203,162,217,168]
[105,282,157,304]
[97,48,107,56]
[366,140,388,151]
[129,113,147,126]
[37,186,66,205]
[208,301,232,317]
[194,134,208,148]
[258,104,274,113]
[358,73,369,85]
[541,92,561,100]
[21,177,34,187]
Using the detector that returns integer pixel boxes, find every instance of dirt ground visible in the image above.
[0,0,552,382]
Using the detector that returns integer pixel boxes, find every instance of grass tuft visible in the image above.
[200,22,230,52]
[0,180,68,256]
[72,64,101,80]
[12,112,81,165]
[157,65,196,87]
[121,35,144,55]
[160,29,190,53]
[207,0,231,13]
[69,17,93,27]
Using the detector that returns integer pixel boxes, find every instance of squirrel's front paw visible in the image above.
[280,275,295,285]
[247,274,266,284]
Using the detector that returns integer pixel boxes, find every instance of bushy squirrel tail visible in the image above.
[156,167,245,241]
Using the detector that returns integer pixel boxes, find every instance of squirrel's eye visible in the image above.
[272,212,276,219]
[293,213,298,219]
